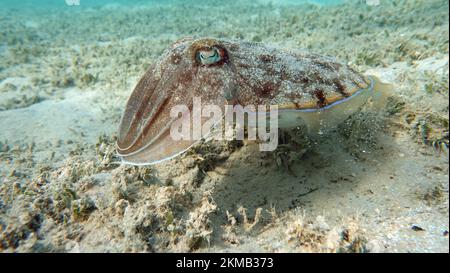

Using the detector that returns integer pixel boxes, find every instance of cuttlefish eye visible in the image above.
[196,47,222,65]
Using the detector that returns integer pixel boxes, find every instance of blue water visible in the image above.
[0,0,343,11]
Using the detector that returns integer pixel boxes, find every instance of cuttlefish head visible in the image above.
[117,38,239,165]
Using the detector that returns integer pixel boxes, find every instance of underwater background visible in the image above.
[0,0,448,252]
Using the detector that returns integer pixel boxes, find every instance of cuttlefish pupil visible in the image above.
[196,47,221,65]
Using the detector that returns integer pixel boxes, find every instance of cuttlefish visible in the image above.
[117,37,388,165]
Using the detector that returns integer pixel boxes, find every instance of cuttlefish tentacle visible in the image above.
[117,38,387,165]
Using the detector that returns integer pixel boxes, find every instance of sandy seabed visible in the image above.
[0,0,448,252]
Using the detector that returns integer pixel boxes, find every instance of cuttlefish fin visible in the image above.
[367,75,393,109]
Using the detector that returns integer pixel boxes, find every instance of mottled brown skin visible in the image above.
[117,37,370,165]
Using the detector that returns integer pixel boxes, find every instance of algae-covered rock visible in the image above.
[72,196,96,221]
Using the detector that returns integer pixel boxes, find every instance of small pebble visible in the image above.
[411,225,425,231]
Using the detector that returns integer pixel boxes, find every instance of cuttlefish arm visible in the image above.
[117,39,232,165]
